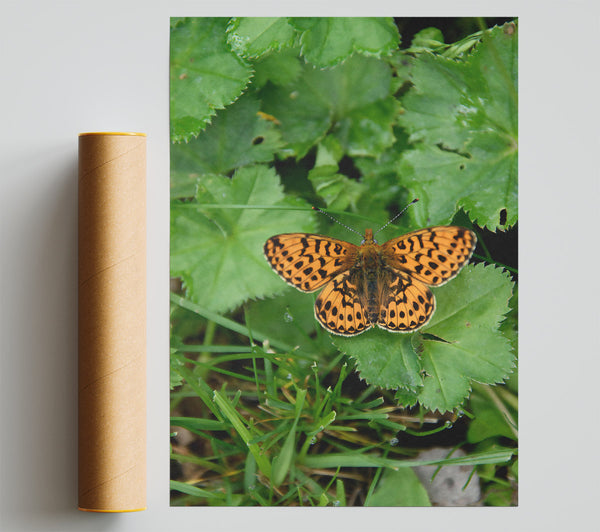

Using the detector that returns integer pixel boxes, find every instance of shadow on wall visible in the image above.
[0,142,100,529]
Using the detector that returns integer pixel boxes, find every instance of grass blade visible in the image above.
[213,389,272,479]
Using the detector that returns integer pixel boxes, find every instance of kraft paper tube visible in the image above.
[78,132,146,512]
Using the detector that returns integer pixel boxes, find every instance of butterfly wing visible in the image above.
[314,271,371,336]
[264,233,357,292]
[381,226,476,287]
[377,269,435,332]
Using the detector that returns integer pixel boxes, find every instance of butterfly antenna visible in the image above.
[311,206,364,238]
[374,198,419,236]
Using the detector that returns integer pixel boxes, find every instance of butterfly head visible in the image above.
[361,228,378,245]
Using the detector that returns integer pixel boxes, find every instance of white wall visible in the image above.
[1,1,598,531]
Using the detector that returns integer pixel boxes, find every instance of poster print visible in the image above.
[169,17,518,507]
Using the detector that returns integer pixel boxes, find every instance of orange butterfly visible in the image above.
[264,209,476,336]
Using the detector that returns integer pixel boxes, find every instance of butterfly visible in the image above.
[263,214,476,336]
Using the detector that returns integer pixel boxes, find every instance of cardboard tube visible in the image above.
[78,132,146,512]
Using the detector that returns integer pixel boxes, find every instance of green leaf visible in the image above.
[170,480,224,500]
[308,166,366,211]
[290,17,400,67]
[353,128,416,220]
[417,263,515,412]
[366,468,431,506]
[259,54,396,158]
[170,165,316,313]
[245,288,329,356]
[170,17,185,29]
[398,23,518,230]
[170,348,184,390]
[333,331,423,392]
[171,292,298,354]
[501,288,518,362]
[315,136,345,166]
[227,17,298,58]
[398,140,517,230]
[335,97,398,157]
[272,388,306,487]
[410,27,445,51]
[171,95,283,198]
[467,388,517,443]
[171,416,227,433]
[243,453,257,493]
[252,47,303,89]
[331,264,514,412]
[301,447,514,469]
[335,479,347,506]
[174,364,223,421]
[213,390,272,478]
[394,387,419,408]
[170,18,253,143]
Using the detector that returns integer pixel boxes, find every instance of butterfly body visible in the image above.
[343,229,389,325]
[264,225,476,336]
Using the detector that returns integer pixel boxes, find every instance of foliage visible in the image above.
[171,165,316,312]
[398,24,518,230]
[334,263,514,412]
[170,18,253,142]
[170,17,518,507]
